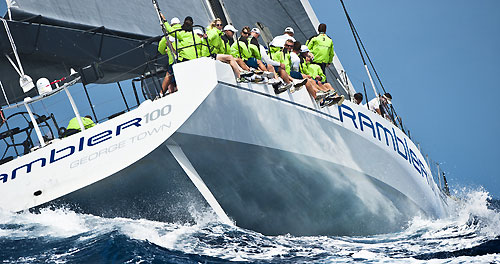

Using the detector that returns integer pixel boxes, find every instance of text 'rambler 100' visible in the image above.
[0,105,172,184]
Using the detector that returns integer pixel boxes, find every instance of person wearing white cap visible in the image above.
[269,26,296,57]
[245,27,276,73]
[161,14,203,61]
[158,16,182,96]
[170,17,181,25]
[221,25,239,55]
[365,93,392,117]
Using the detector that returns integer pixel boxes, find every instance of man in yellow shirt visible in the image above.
[63,115,95,137]
[306,23,334,74]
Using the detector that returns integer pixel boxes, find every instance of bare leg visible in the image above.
[316,81,329,92]
[305,79,317,98]
[161,72,172,95]
[235,58,250,71]
[216,54,241,78]
[256,60,267,71]
[278,68,292,84]
[266,65,279,79]
[168,83,177,94]
[323,83,336,93]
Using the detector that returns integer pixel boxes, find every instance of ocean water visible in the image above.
[1,190,499,263]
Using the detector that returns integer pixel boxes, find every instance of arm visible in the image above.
[306,36,315,51]
[328,41,335,64]
[315,65,326,82]
[260,45,283,67]
[230,42,240,58]
[158,37,167,55]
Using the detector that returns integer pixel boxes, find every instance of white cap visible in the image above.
[223,25,238,32]
[251,28,260,34]
[300,45,309,53]
[284,27,294,34]
[194,29,203,35]
[170,17,181,25]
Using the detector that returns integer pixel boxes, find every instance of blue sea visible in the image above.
[1,190,499,263]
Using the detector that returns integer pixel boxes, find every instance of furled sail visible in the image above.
[7,0,215,37]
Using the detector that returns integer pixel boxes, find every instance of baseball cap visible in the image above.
[284,27,294,34]
[170,17,180,25]
[223,25,238,32]
[251,28,261,34]
[300,45,309,53]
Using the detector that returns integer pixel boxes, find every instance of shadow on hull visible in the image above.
[35,133,425,236]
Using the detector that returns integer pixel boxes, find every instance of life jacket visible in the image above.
[231,36,251,60]
[163,22,203,60]
[221,34,234,55]
[206,27,224,54]
[67,117,95,131]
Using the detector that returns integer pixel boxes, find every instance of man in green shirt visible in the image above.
[306,23,334,74]
[300,51,344,107]
[67,115,95,130]
[158,17,182,95]
[63,115,95,137]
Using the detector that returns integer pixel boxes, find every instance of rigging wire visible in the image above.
[339,0,409,135]
[339,0,380,97]
[1,18,26,77]
[349,16,387,94]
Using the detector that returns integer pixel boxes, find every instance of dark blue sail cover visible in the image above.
[7,0,214,37]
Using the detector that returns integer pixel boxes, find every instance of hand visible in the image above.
[305,75,312,79]
[280,63,286,69]
[315,76,321,81]
[161,13,166,21]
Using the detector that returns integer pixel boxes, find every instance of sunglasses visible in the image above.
[242,32,249,35]
[216,24,222,26]
[284,44,293,48]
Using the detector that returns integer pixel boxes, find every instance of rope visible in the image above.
[1,18,26,77]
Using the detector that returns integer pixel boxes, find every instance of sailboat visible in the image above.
[0,0,449,236]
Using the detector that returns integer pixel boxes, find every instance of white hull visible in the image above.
[0,58,448,235]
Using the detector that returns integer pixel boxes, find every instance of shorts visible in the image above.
[166,64,176,84]
[245,57,259,69]
[290,71,303,79]
[166,63,174,75]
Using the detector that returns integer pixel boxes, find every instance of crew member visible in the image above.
[352,93,363,105]
[63,115,95,137]
[306,23,334,74]
[366,93,392,117]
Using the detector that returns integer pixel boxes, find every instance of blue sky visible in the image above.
[310,0,500,198]
[1,1,499,198]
